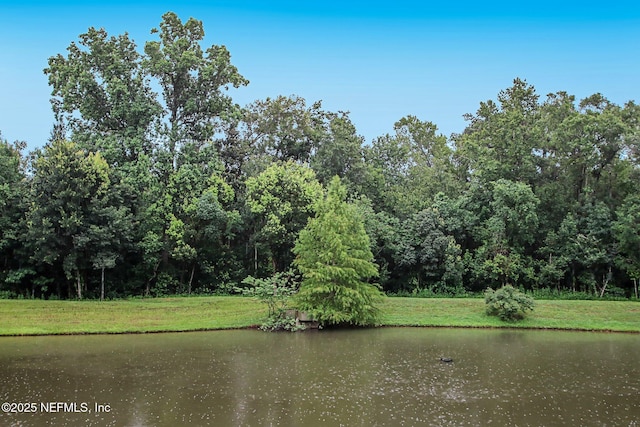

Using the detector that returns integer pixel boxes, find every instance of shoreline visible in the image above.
[2,324,639,338]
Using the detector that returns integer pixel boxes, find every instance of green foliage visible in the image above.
[393,207,463,292]
[455,78,540,185]
[246,161,323,272]
[243,95,332,164]
[528,287,629,301]
[239,271,303,331]
[144,11,248,149]
[293,177,383,326]
[614,195,640,297]
[0,136,27,293]
[360,116,456,216]
[240,271,299,317]
[7,20,640,302]
[258,313,306,332]
[311,114,367,190]
[26,140,127,299]
[484,285,535,321]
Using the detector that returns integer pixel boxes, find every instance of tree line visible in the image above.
[1,12,639,300]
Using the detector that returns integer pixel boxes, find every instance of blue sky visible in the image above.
[1,1,639,150]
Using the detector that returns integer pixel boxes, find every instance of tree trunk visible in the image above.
[188,264,195,295]
[100,267,105,301]
[145,260,161,297]
[76,271,82,300]
[599,266,612,298]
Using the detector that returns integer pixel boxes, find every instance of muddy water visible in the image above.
[1,328,638,426]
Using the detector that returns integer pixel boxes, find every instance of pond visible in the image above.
[0,328,638,426]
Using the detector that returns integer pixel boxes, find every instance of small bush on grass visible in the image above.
[239,270,304,331]
[485,285,535,321]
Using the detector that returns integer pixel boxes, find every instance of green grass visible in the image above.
[0,296,638,336]
[380,298,640,332]
[0,296,266,335]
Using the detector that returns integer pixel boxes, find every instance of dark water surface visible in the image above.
[1,328,639,426]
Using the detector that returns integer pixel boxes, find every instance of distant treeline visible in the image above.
[1,12,639,299]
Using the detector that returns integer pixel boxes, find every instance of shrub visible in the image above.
[259,313,306,332]
[239,271,299,316]
[484,285,535,321]
[239,270,303,331]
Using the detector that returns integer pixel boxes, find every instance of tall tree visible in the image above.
[467,179,539,290]
[166,144,240,293]
[144,11,248,167]
[454,78,541,185]
[614,195,640,298]
[245,161,322,273]
[393,207,463,293]
[242,95,333,167]
[0,135,28,294]
[362,116,456,216]
[293,176,383,326]
[44,27,161,161]
[311,113,366,191]
[27,140,126,298]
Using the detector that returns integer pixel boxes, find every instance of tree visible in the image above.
[467,180,539,290]
[0,134,28,294]
[353,196,401,291]
[144,11,248,166]
[311,113,367,192]
[454,78,541,185]
[245,161,322,273]
[393,207,463,294]
[26,140,126,298]
[361,115,457,216]
[293,176,383,326]
[242,95,333,166]
[614,195,640,298]
[167,158,239,293]
[393,115,459,201]
[44,26,161,161]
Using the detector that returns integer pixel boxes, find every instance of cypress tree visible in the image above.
[293,176,383,326]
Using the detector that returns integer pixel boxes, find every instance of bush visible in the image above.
[239,271,299,317]
[387,286,474,298]
[0,290,17,299]
[527,287,630,301]
[259,312,306,332]
[484,285,535,321]
[239,271,303,331]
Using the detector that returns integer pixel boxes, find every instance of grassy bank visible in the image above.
[0,296,638,336]
[380,298,640,332]
[0,297,267,335]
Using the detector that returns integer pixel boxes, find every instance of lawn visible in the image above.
[0,296,638,336]
[379,298,640,332]
[0,296,266,335]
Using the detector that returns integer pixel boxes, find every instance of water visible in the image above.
[0,328,638,426]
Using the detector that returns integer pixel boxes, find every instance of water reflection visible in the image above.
[0,328,639,426]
